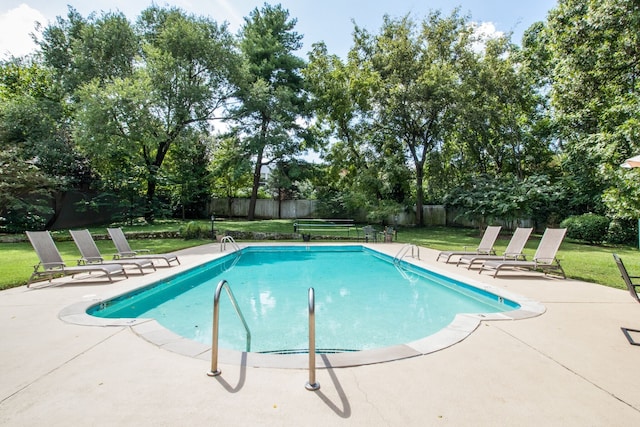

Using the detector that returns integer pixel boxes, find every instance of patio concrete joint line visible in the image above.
[494,325,640,414]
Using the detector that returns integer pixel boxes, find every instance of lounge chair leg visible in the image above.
[26,273,37,288]
[621,327,640,346]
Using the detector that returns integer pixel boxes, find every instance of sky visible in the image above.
[1,0,559,60]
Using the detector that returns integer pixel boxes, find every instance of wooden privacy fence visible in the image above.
[208,199,534,230]
[42,193,532,230]
[209,198,447,226]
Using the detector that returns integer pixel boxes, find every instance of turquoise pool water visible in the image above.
[89,246,519,353]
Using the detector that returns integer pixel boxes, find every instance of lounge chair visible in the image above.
[70,229,156,274]
[613,254,640,345]
[479,228,567,278]
[107,227,180,266]
[456,227,533,269]
[25,231,128,287]
[613,254,640,303]
[436,225,502,263]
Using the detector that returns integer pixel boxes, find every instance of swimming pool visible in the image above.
[88,245,522,355]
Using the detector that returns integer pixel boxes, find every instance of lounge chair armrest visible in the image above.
[113,252,136,258]
[40,262,65,270]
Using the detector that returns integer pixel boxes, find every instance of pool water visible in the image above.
[90,246,519,353]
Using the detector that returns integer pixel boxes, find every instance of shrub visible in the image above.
[560,213,610,244]
[179,221,206,240]
[606,218,637,245]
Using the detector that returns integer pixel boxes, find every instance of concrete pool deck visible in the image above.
[1,242,640,425]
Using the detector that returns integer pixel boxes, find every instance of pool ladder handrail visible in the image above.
[220,235,240,252]
[393,243,420,265]
[305,287,320,391]
[207,280,251,377]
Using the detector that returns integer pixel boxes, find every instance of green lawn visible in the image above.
[0,220,636,291]
[396,226,635,289]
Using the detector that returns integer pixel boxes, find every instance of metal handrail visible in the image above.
[305,287,320,391]
[220,235,240,252]
[207,280,251,377]
[394,263,418,284]
[393,243,420,264]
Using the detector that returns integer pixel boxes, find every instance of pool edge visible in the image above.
[58,242,546,369]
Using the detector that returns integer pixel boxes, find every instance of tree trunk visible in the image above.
[415,165,424,226]
[247,147,264,221]
[145,177,156,224]
[45,191,66,230]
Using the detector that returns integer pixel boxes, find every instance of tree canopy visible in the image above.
[1,1,639,237]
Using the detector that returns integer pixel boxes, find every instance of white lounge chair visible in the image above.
[479,228,567,278]
[25,231,127,287]
[70,229,156,274]
[436,226,502,263]
[107,227,180,266]
[456,227,533,269]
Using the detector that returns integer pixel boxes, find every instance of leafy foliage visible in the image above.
[3,1,640,234]
[443,174,566,229]
[0,148,58,232]
[546,0,640,219]
[179,221,208,239]
[231,4,311,220]
[560,213,610,244]
[49,6,240,221]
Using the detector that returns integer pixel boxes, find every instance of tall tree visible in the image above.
[39,7,139,98]
[71,6,238,222]
[545,0,640,216]
[0,57,89,230]
[305,42,404,221]
[354,11,475,225]
[452,35,554,183]
[232,4,310,220]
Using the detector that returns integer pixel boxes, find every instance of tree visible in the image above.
[545,0,640,218]
[165,130,212,219]
[444,174,567,229]
[0,148,58,231]
[0,57,91,230]
[70,6,238,222]
[232,4,311,220]
[352,11,476,225]
[265,159,319,218]
[210,135,253,205]
[39,7,139,98]
[305,42,404,221]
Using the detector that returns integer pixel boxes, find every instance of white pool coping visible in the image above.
[58,242,545,368]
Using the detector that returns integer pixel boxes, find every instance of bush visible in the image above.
[179,221,206,240]
[560,213,610,244]
[606,218,637,245]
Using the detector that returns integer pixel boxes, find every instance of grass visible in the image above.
[397,226,636,288]
[0,220,636,291]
